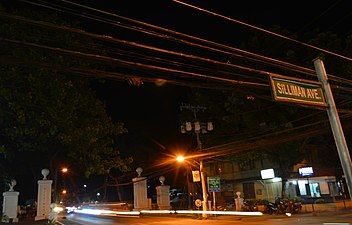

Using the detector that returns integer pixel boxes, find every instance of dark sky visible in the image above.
[84,0,352,149]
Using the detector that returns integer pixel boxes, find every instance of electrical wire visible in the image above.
[172,0,352,63]
[16,0,352,87]
[200,112,352,160]
[4,12,352,94]
[1,37,271,88]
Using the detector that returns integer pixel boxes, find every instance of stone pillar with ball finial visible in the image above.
[132,167,149,210]
[2,179,19,223]
[35,169,53,221]
[156,176,170,210]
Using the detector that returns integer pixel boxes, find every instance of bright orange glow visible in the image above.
[176,155,185,163]
[61,167,68,173]
[62,189,67,194]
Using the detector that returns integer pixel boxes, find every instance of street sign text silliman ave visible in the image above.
[270,75,326,107]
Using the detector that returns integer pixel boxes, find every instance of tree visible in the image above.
[0,3,132,190]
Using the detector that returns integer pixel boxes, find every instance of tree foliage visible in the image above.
[0,4,132,179]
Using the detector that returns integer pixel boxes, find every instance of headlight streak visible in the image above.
[70,207,262,216]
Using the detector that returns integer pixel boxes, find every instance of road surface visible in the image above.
[61,211,352,225]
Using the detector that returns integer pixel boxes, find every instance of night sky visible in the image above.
[85,0,352,149]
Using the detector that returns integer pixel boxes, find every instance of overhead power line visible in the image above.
[1,58,269,91]
[200,113,352,160]
[4,12,352,96]
[172,0,352,63]
[18,0,352,87]
[2,38,271,88]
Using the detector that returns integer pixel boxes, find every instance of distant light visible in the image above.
[285,213,292,217]
[62,190,67,194]
[61,168,68,173]
[261,169,275,179]
[97,192,101,196]
[83,185,87,188]
[176,155,185,163]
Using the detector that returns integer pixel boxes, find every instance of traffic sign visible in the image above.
[207,177,221,192]
[195,199,202,207]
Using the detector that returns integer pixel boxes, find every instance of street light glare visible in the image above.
[176,155,185,163]
[61,167,68,173]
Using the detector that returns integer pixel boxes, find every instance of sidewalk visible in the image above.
[0,217,81,225]
[0,219,45,225]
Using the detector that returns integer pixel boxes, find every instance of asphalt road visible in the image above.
[61,211,352,225]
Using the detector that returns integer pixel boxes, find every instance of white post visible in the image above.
[133,167,149,211]
[35,169,53,221]
[156,176,171,210]
[2,180,19,223]
[314,58,352,199]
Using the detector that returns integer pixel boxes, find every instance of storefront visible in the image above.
[286,176,340,202]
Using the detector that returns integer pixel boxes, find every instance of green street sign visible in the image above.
[207,177,221,192]
[270,75,326,107]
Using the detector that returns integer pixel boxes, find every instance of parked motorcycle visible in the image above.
[263,201,278,215]
[275,197,287,214]
[242,200,258,212]
[285,199,302,214]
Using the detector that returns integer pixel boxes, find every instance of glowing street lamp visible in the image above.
[61,167,68,173]
[176,155,185,163]
[62,189,67,195]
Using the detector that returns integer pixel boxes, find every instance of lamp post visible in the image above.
[176,155,209,217]
[53,167,69,203]
[180,103,214,217]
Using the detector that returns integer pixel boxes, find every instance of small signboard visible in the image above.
[270,75,326,107]
[299,167,314,176]
[192,170,201,182]
[207,177,221,192]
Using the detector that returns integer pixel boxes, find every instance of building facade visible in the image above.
[204,156,345,205]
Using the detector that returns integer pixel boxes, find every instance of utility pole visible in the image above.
[180,103,213,217]
[314,58,352,198]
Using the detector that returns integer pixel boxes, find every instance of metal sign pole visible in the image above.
[213,191,216,211]
[313,58,352,198]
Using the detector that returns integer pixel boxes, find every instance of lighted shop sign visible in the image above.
[260,169,275,179]
[299,167,314,176]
